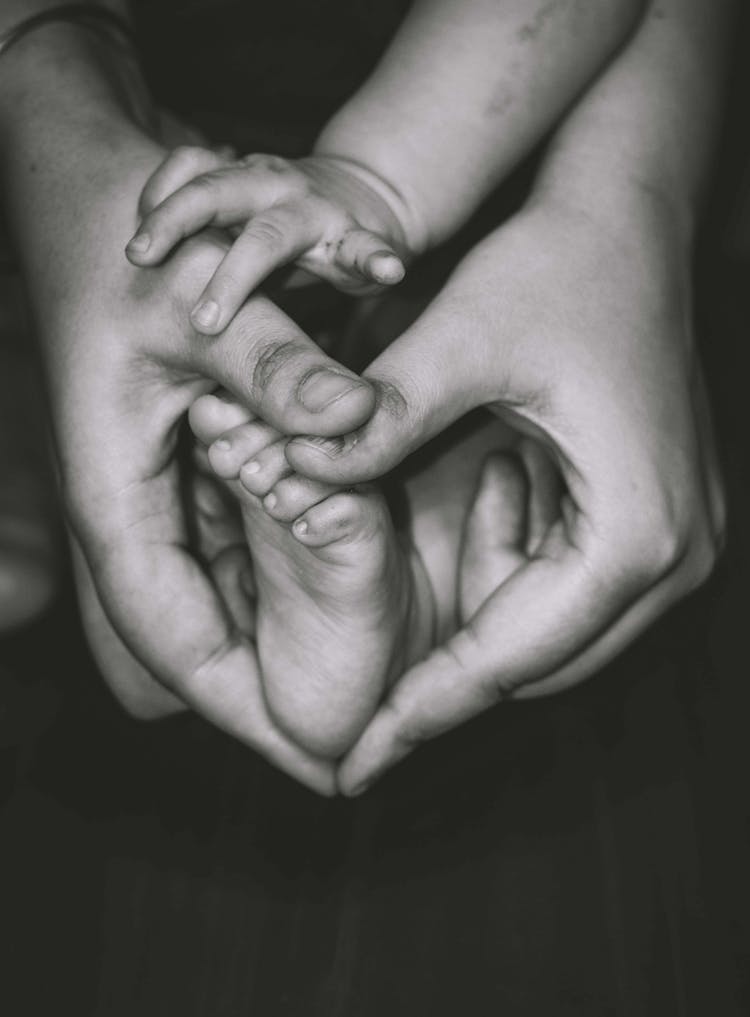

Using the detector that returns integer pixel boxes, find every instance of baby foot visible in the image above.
[189,392,434,759]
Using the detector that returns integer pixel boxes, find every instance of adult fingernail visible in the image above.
[127,233,151,254]
[299,369,363,413]
[289,434,356,459]
[192,300,220,329]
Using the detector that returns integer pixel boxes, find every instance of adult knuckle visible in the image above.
[605,488,692,588]
[642,521,689,579]
[248,337,305,397]
[616,531,683,588]
[682,529,721,591]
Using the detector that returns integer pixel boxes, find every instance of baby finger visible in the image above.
[336,228,405,287]
[190,203,323,334]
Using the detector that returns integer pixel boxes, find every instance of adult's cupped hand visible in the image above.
[22,141,723,800]
[282,193,726,795]
[23,140,394,796]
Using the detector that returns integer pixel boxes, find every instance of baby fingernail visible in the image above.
[299,369,363,413]
[368,252,405,284]
[127,233,151,254]
[192,299,220,329]
[242,460,260,475]
[293,518,309,537]
[264,493,277,511]
[212,437,231,452]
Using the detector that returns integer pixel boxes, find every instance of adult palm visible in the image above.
[12,139,378,794]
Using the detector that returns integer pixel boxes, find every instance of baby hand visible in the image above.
[126,147,408,334]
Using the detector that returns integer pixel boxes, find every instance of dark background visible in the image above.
[2,3,749,1014]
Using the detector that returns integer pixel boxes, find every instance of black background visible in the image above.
[2,3,749,1014]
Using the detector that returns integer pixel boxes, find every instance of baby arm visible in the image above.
[314,0,648,250]
[127,0,646,335]
[126,150,409,333]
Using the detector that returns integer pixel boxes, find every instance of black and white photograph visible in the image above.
[1,1,749,1013]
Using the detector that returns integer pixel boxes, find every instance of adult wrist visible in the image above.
[532,143,696,252]
[0,23,164,274]
[0,17,153,145]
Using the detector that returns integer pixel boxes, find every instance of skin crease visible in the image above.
[0,0,647,782]
[183,330,525,759]
[126,0,647,335]
[0,0,729,794]
[286,0,731,794]
[185,389,429,760]
[103,0,649,761]
[0,66,353,791]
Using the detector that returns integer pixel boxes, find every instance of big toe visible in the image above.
[261,473,339,524]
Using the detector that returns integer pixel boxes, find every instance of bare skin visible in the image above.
[187,288,525,760]
[189,391,431,758]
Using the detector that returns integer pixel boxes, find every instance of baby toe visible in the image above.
[239,438,293,498]
[209,420,280,480]
[262,474,338,524]
[292,489,381,549]
[189,392,254,446]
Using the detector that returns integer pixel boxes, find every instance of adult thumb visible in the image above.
[285,290,498,484]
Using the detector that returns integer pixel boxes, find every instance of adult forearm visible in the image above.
[533,0,736,241]
[0,0,142,123]
[315,0,647,252]
[0,3,155,204]
[0,5,163,295]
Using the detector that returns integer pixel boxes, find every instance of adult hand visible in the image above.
[16,131,383,794]
[0,18,385,791]
[284,195,725,794]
